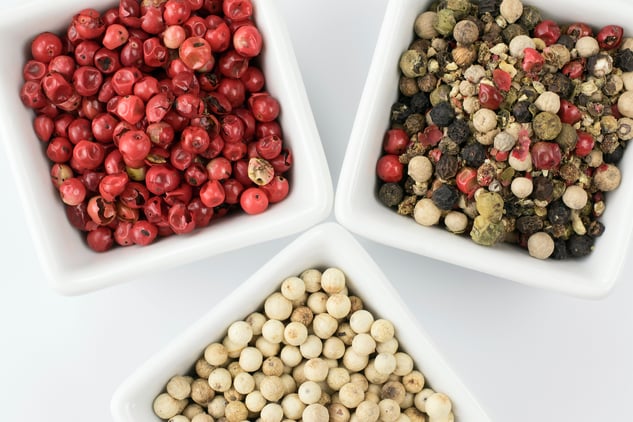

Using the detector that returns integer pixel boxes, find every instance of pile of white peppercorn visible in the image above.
[376,0,633,260]
[152,267,455,421]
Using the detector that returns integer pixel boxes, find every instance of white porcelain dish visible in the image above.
[110,222,491,421]
[336,0,633,299]
[0,0,332,295]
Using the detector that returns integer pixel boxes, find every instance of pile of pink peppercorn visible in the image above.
[376,0,633,260]
[19,0,291,252]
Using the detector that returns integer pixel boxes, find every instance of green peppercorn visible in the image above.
[399,50,428,78]
[476,191,504,222]
[429,84,452,106]
[532,112,563,140]
[397,195,418,216]
[445,0,472,19]
[519,5,542,30]
[378,183,405,208]
[502,24,528,44]
[555,123,578,152]
[470,216,506,246]
[434,9,457,36]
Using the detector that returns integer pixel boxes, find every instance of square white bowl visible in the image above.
[110,222,491,421]
[0,0,332,295]
[336,0,633,299]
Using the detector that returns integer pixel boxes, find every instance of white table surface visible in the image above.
[1,1,631,420]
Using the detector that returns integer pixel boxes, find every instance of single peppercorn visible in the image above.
[404,113,426,135]
[390,102,412,124]
[542,72,573,98]
[556,34,576,50]
[519,5,542,30]
[447,118,471,144]
[532,176,554,202]
[615,49,633,72]
[435,154,459,180]
[547,199,571,225]
[502,24,528,44]
[378,183,404,208]
[431,184,459,210]
[551,238,570,260]
[460,143,486,167]
[477,0,497,15]
[429,101,455,127]
[603,145,624,163]
[512,101,535,123]
[588,220,606,237]
[516,215,544,235]
[409,91,431,113]
[567,234,594,257]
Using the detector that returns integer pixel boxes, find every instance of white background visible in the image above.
[1,1,631,420]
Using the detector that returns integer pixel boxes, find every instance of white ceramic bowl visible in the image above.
[0,0,332,295]
[110,222,491,421]
[336,0,633,299]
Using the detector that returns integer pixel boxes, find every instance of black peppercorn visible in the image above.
[567,234,594,257]
[550,238,569,260]
[460,142,486,167]
[502,24,528,44]
[429,101,455,127]
[409,91,431,114]
[556,34,576,50]
[504,198,536,218]
[615,48,633,72]
[603,145,624,163]
[547,199,571,225]
[431,183,459,210]
[477,0,498,15]
[447,118,470,145]
[516,215,544,235]
[588,220,606,237]
[532,176,554,202]
[519,5,542,30]
[390,102,412,124]
[512,100,535,123]
[542,72,573,99]
[435,154,459,180]
[378,183,404,208]
[404,113,426,135]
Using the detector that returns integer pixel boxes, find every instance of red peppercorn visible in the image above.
[146,122,176,148]
[164,0,192,25]
[200,179,226,207]
[114,220,135,246]
[146,93,173,123]
[87,227,114,252]
[221,114,246,143]
[558,99,582,124]
[205,15,231,52]
[115,95,145,125]
[184,162,208,186]
[102,24,129,50]
[170,141,196,170]
[23,60,47,81]
[179,36,213,71]
[575,131,595,157]
[376,154,403,183]
[119,130,151,164]
[455,167,479,196]
[418,125,443,147]
[20,81,47,109]
[131,220,159,246]
[256,135,283,160]
[33,114,55,142]
[493,68,512,92]
[59,177,87,206]
[566,22,593,39]
[187,198,214,227]
[141,7,166,35]
[217,49,249,78]
[261,175,289,204]
[533,20,561,46]
[249,93,280,122]
[270,148,292,174]
[597,25,624,50]
[531,142,562,170]
[478,83,504,110]
[31,32,63,64]
[145,164,181,194]
[217,78,246,109]
[167,202,196,234]
[72,140,105,170]
[143,37,169,68]
[163,24,186,49]
[240,186,268,215]
[233,24,262,58]
[522,48,544,73]
[73,8,106,40]
[99,172,129,202]
[222,178,244,204]
[383,129,409,155]
[87,195,117,225]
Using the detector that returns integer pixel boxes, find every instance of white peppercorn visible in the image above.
[244,390,266,413]
[255,336,280,357]
[472,108,498,133]
[356,400,380,422]
[245,312,267,336]
[326,293,352,319]
[303,358,329,382]
[444,211,468,234]
[298,380,322,404]
[352,332,377,356]
[167,415,189,422]
[223,386,243,403]
[260,402,284,422]
[527,232,555,260]
[336,382,363,409]
[191,378,215,406]
[262,319,285,344]
[209,368,232,393]
[227,320,253,347]
[312,313,338,339]
[342,348,369,372]
[328,402,351,422]
[402,371,425,394]
[364,361,391,385]
[320,267,346,294]
[260,375,285,402]
[394,353,414,377]
[414,11,439,40]
[222,336,244,359]
[154,393,188,419]
[381,381,407,405]
[463,64,486,83]
[374,353,397,375]
[224,400,248,422]
[190,413,213,422]
[618,90,633,118]
[534,91,560,114]
[302,403,329,422]
[349,309,374,334]
[281,373,297,394]
[326,367,351,391]
[195,358,214,379]
[370,319,395,343]
[290,306,314,326]
[279,345,303,368]
[182,403,204,420]
[562,185,588,210]
[462,96,480,115]
[322,337,346,360]
[408,156,433,183]
[511,177,533,199]
[375,337,399,354]
[413,198,442,227]
[204,343,228,367]
[593,163,622,191]
[508,35,535,58]
[306,292,328,314]
[401,392,415,410]
[300,335,323,359]
[261,356,285,377]
[493,131,516,152]
[300,269,322,293]
[499,0,523,23]
[284,321,309,346]
[281,393,305,420]
[425,392,452,419]
[280,276,306,301]
[379,398,401,422]
[167,375,192,400]
[233,372,255,395]
[237,346,262,372]
[264,292,293,321]
[576,36,600,58]
[585,149,603,167]
[207,396,228,418]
